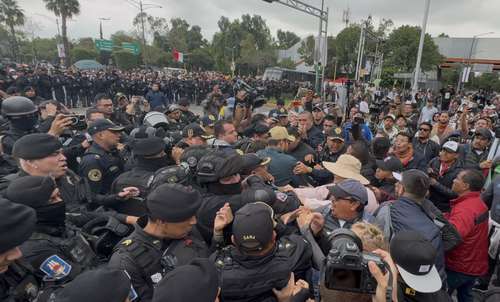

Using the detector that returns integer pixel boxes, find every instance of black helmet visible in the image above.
[196,151,244,184]
[1,96,38,117]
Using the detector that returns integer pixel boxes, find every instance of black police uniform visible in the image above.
[79,143,124,195]
[20,225,97,284]
[108,218,209,302]
[0,260,40,302]
[212,234,312,302]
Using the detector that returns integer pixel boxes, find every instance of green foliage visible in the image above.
[384,25,442,72]
[75,37,94,50]
[297,35,315,66]
[111,31,138,45]
[467,73,500,91]
[440,67,460,87]
[19,37,58,63]
[71,47,98,61]
[0,0,25,60]
[189,47,215,71]
[276,29,300,49]
[113,50,140,70]
[142,45,170,67]
[335,25,360,75]
[277,57,296,70]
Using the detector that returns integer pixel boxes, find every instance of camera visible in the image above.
[233,79,267,109]
[324,229,386,294]
[66,114,87,131]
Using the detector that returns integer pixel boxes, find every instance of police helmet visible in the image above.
[82,216,132,257]
[149,163,190,191]
[144,111,169,129]
[1,96,38,118]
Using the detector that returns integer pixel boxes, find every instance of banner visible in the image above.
[57,44,65,58]
[173,49,184,63]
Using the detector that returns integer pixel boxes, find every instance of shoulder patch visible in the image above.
[40,255,72,280]
[88,169,102,182]
[94,154,100,159]
[236,149,244,155]
[122,239,133,246]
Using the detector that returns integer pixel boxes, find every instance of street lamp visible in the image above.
[411,0,431,97]
[457,31,494,91]
[98,18,111,40]
[125,0,162,67]
[261,0,329,99]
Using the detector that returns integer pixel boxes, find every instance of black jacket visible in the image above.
[412,137,440,163]
[427,158,463,212]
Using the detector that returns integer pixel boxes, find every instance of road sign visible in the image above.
[121,42,140,55]
[95,39,113,52]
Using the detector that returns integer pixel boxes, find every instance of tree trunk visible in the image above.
[9,23,18,62]
[61,14,70,67]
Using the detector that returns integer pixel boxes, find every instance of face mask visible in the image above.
[36,202,66,228]
[208,182,242,195]
[10,115,39,131]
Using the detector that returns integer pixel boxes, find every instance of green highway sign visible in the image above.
[121,42,140,55]
[95,39,113,52]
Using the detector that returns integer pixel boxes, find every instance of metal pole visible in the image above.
[320,5,328,101]
[314,0,324,95]
[139,0,147,67]
[355,25,364,81]
[99,20,103,39]
[412,0,431,96]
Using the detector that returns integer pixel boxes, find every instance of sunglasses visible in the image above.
[419,128,430,132]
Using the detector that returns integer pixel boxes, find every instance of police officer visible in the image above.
[0,198,39,302]
[79,119,127,195]
[5,176,97,284]
[177,97,198,126]
[4,133,139,227]
[108,184,209,302]
[211,202,312,301]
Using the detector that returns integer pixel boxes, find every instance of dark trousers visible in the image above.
[446,269,477,302]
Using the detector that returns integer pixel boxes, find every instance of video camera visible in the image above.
[324,229,387,295]
[233,79,267,109]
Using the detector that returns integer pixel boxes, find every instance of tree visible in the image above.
[75,37,94,50]
[43,0,80,66]
[111,30,138,45]
[438,33,450,38]
[276,29,300,49]
[0,0,25,61]
[189,47,215,71]
[297,35,315,66]
[384,25,442,72]
[142,45,170,67]
[240,14,272,50]
[335,25,361,75]
[113,50,140,69]
[71,47,98,61]
[277,57,296,70]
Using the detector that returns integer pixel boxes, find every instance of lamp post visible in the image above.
[262,0,329,99]
[411,0,431,98]
[98,18,111,39]
[126,0,162,67]
[457,31,494,91]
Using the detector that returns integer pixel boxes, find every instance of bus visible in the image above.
[262,67,316,83]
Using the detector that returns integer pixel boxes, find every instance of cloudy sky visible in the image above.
[21,0,499,41]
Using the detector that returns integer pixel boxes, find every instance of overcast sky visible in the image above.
[21,0,500,41]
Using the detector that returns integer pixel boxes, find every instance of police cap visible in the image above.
[0,198,36,254]
[6,176,56,209]
[146,183,201,223]
[232,202,274,252]
[196,151,244,183]
[12,133,62,160]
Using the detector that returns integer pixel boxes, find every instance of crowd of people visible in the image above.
[0,63,499,302]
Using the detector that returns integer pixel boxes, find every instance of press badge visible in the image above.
[40,255,72,280]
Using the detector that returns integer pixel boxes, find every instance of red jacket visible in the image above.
[444,191,489,276]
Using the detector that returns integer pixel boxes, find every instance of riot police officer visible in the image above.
[108,184,209,302]
[6,176,98,284]
[211,202,313,301]
[79,119,126,195]
[0,96,40,156]
[0,198,39,302]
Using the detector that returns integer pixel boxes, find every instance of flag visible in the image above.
[172,49,184,63]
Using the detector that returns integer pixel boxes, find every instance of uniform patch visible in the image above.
[150,273,162,284]
[40,255,72,280]
[128,285,138,301]
[88,169,102,181]
[122,239,133,246]
[276,192,288,202]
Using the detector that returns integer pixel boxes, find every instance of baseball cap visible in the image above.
[241,154,271,175]
[166,104,181,114]
[474,128,493,141]
[182,123,211,139]
[269,126,295,142]
[201,115,216,128]
[441,140,459,153]
[232,202,274,252]
[327,179,368,205]
[325,127,344,141]
[383,114,396,121]
[390,231,442,293]
[278,108,288,117]
[88,119,125,135]
[376,156,403,172]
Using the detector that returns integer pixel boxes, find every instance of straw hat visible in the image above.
[323,154,369,185]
